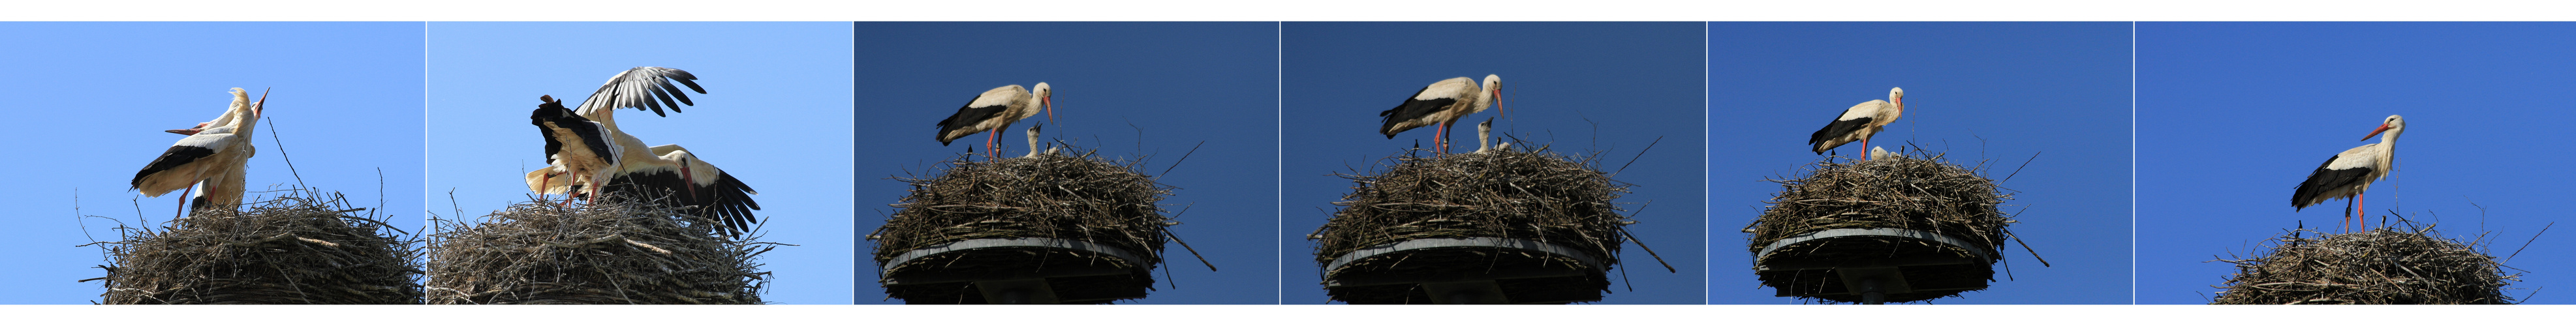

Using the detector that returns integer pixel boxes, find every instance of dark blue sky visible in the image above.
[0,22,424,304]
[854,22,1280,304]
[2137,22,2572,304]
[1283,22,1708,304]
[425,22,856,304]
[1708,22,2134,304]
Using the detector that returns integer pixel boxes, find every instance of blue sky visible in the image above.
[854,22,1279,304]
[424,22,854,304]
[0,22,425,304]
[2137,22,2573,304]
[1283,22,1707,304]
[1708,22,2133,304]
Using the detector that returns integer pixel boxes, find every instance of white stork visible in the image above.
[1808,87,1905,160]
[594,144,763,237]
[937,83,1054,158]
[1380,75,1502,154]
[2293,115,2406,232]
[1022,123,1049,158]
[1472,117,1497,154]
[527,67,706,203]
[131,88,266,218]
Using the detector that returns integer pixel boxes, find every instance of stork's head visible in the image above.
[2364,115,2406,141]
[1032,82,1055,126]
[1482,74,1506,119]
[1889,87,1905,110]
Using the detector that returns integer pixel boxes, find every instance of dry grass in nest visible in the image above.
[1312,148,1637,303]
[93,192,422,304]
[426,194,770,304]
[1745,151,2017,303]
[2211,225,2517,304]
[873,151,1175,303]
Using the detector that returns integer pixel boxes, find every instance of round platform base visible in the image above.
[1754,228,1996,304]
[1324,237,1607,304]
[880,238,1154,304]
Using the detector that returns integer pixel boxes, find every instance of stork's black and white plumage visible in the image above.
[531,95,623,203]
[593,144,763,237]
[937,83,1055,158]
[574,67,706,130]
[2292,115,2406,231]
[1808,87,1905,160]
[131,88,266,218]
[1380,74,1502,153]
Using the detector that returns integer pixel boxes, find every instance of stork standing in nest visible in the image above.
[1380,75,1503,154]
[1807,87,1904,160]
[2293,115,2406,232]
[529,67,764,237]
[937,83,1055,159]
[132,88,268,218]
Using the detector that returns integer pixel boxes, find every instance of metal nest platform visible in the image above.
[1754,228,1996,304]
[1324,237,1608,304]
[880,237,1153,304]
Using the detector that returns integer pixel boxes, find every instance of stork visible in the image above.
[2293,115,2406,232]
[1022,123,1049,158]
[131,88,266,218]
[1380,75,1502,154]
[1471,117,1497,154]
[593,144,763,237]
[937,83,1055,158]
[527,67,706,203]
[1808,87,1905,160]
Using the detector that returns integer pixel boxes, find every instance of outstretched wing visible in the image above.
[577,67,707,117]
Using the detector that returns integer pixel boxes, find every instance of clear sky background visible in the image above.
[424,22,854,304]
[0,22,425,304]
[2137,22,2572,304]
[1282,22,1707,304]
[1708,22,2133,304]
[854,22,1280,304]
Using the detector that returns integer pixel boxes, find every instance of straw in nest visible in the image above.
[2211,226,2517,304]
[1312,148,1637,304]
[873,151,1174,304]
[426,194,769,304]
[95,192,422,304]
[1745,151,2016,303]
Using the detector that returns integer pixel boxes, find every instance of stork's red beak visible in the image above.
[164,128,201,135]
[1493,88,1507,119]
[2362,124,2392,141]
[1042,96,1056,126]
[252,87,270,117]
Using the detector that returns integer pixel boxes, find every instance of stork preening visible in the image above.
[1380,74,1503,154]
[132,88,267,218]
[2292,115,2406,232]
[1808,87,1905,160]
[937,83,1055,158]
[527,67,764,237]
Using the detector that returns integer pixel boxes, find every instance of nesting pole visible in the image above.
[1746,151,2015,304]
[1314,147,1640,304]
[875,150,1175,304]
[2211,226,2516,304]
[98,193,422,304]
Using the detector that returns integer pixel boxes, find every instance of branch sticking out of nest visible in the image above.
[2211,224,2517,304]
[426,193,771,304]
[95,192,422,304]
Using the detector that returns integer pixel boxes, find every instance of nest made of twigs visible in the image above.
[426,194,770,304]
[1312,147,1636,303]
[873,150,1173,304]
[2211,226,2517,304]
[96,192,422,304]
[1745,151,2015,303]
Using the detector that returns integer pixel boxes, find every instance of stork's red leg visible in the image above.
[984,128,1001,159]
[175,185,194,219]
[2357,192,2367,231]
[1861,138,1871,160]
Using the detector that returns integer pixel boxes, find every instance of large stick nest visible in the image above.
[1745,151,2016,303]
[1312,148,1636,303]
[426,194,770,304]
[96,192,422,304]
[2211,226,2517,304]
[873,151,1174,303]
